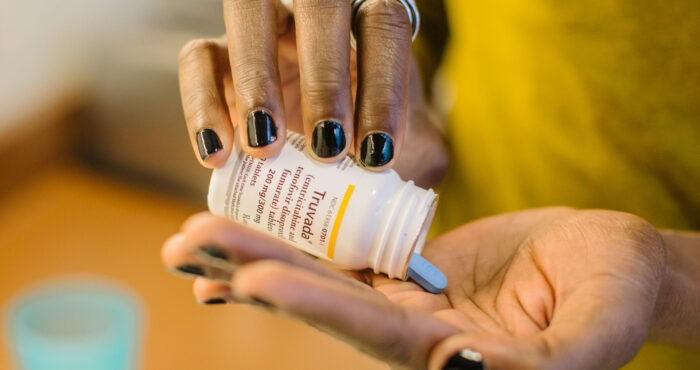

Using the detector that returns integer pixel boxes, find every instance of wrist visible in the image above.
[648,229,700,349]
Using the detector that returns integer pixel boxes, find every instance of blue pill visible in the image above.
[407,253,448,294]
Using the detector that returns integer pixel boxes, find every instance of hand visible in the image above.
[178,0,446,180]
[161,207,666,369]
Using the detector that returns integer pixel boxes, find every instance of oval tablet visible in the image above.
[406,253,448,294]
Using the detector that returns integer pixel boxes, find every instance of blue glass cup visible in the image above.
[6,278,143,370]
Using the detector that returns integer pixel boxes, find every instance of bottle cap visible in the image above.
[406,253,447,294]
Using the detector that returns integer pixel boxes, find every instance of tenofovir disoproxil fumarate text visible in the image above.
[207,132,447,293]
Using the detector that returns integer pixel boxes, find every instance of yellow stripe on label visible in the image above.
[327,184,355,259]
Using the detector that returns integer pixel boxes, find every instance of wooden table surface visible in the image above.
[0,163,386,370]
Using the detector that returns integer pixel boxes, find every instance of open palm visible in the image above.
[162,207,665,370]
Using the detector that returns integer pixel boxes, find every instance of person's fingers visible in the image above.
[192,278,235,304]
[429,332,540,370]
[354,0,413,170]
[293,0,353,161]
[232,259,459,369]
[429,289,654,370]
[428,280,656,370]
[224,0,286,157]
[172,212,373,289]
[430,211,667,370]
[178,37,233,168]
[161,233,234,285]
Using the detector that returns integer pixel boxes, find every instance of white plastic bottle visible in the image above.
[208,132,447,293]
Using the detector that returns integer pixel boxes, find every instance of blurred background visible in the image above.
[0,0,698,369]
[0,0,385,369]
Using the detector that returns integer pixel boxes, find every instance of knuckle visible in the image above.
[232,57,276,106]
[572,210,666,271]
[305,60,347,82]
[184,86,219,108]
[179,38,219,65]
[361,80,404,109]
[225,0,266,13]
[183,86,221,126]
[295,0,347,16]
[374,81,405,105]
[357,0,411,31]
[302,74,348,104]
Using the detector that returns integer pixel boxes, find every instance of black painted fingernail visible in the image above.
[177,265,205,277]
[442,349,484,370]
[360,132,394,167]
[204,298,228,305]
[250,297,272,308]
[196,128,222,161]
[200,246,228,261]
[311,120,346,158]
[247,110,277,147]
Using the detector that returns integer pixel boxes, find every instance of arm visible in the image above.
[649,230,700,350]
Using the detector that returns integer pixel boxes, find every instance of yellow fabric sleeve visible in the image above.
[434,0,700,368]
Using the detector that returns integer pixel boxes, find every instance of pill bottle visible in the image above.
[208,132,446,293]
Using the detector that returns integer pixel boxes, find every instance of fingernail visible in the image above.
[360,132,394,167]
[203,298,228,305]
[247,110,278,147]
[442,349,484,370]
[311,120,346,158]
[200,246,228,261]
[177,265,205,277]
[196,128,222,161]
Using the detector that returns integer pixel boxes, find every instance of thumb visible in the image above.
[427,213,666,370]
[428,283,657,370]
[428,332,546,370]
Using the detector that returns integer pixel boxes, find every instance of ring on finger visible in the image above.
[351,0,420,44]
[279,0,420,46]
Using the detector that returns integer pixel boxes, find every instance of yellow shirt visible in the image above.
[433,1,700,368]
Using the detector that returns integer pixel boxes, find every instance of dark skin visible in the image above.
[179,1,442,173]
[179,28,447,188]
[173,2,700,368]
[162,207,671,369]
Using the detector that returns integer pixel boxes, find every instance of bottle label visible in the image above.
[222,132,356,259]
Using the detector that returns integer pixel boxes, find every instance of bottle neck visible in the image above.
[369,180,438,279]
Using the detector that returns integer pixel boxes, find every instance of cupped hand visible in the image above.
[161,207,666,369]
[179,0,442,177]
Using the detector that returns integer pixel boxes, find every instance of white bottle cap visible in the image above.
[406,253,447,294]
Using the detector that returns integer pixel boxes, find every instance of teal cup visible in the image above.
[6,279,142,370]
